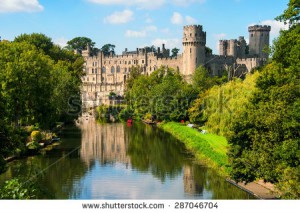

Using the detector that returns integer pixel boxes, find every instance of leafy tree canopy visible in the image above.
[171,47,179,57]
[101,43,115,56]
[276,0,300,27]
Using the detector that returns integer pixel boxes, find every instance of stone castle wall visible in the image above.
[81,24,271,109]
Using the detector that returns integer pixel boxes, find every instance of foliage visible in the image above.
[95,105,125,123]
[227,12,300,198]
[126,66,198,122]
[118,107,134,121]
[189,72,259,136]
[30,131,42,142]
[0,33,84,165]
[191,66,227,92]
[101,44,115,56]
[171,47,179,57]
[66,37,99,56]
[205,47,213,56]
[0,178,38,199]
[275,0,300,27]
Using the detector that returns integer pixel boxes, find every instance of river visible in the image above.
[0,120,253,199]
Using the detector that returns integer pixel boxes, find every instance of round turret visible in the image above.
[182,25,206,75]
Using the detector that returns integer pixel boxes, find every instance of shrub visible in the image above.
[30,131,42,142]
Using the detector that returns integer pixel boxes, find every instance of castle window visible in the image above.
[150,67,152,71]
[129,61,131,65]
[92,68,94,74]
[190,33,192,37]
[93,77,95,81]
[125,68,127,72]
[117,66,120,73]
[251,34,253,37]
[95,68,97,74]
[111,66,115,73]
[125,61,127,65]
[195,33,197,36]
[102,67,106,73]
[87,77,89,81]
[190,48,192,54]
[129,68,131,72]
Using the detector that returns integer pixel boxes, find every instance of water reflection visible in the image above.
[0,120,253,199]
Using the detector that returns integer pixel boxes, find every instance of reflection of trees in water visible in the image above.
[127,123,190,182]
[183,164,253,199]
[0,122,253,199]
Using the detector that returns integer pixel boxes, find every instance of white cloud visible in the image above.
[88,0,165,9]
[259,20,288,37]
[151,38,181,50]
[185,16,197,24]
[171,0,206,6]
[171,12,197,25]
[125,25,158,38]
[125,30,147,38]
[161,28,170,34]
[171,12,184,25]
[145,25,158,32]
[104,10,134,24]
[88,0,206,9]
[213,33,227,40]
[54,37,68,48]
[213,33,226,54]
[145,17,153,23]
[0,0,43,13]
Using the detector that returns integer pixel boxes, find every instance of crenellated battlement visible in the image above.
[248,25,271,32]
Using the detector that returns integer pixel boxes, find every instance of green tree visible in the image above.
[66,37,99,55]
[275,0,300,27]
[101,44,115,56]
[227,13,300,198]
[14,33,53,55]
[171,47,179,57]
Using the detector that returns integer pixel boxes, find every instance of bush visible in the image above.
[30,131,42,142]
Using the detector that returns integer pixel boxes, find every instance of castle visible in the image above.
[81,24,271,109]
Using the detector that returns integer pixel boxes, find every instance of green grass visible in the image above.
[159,122,230,175]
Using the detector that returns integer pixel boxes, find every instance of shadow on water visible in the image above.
[0,120,254,199]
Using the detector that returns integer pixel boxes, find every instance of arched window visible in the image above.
[116,66,120,73]
[111,66,115,73]
[125,68,127,72]
[102,67,106,73]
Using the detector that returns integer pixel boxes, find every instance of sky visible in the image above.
[0,0,290,54]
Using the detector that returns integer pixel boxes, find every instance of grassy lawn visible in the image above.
[159,122,230,175]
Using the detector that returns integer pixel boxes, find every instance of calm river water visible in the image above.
[0,120,253,199]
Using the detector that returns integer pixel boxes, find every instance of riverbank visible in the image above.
[159,122,229,175]
[159,122,279,199]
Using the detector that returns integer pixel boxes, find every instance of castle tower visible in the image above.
[219,40,228,56]
[229,39,237,58]
[182,25,206,76]
[248,25,271,58]
[238,36,246,58]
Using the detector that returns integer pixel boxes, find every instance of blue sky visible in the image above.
[0,0,289,54]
